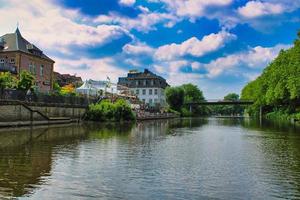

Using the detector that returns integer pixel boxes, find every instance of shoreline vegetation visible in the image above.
[86,99,136,122]
[241,31,300,122]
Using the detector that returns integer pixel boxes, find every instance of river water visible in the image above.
[0,118,299,199]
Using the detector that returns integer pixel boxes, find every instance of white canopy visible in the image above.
[76,79,120,96]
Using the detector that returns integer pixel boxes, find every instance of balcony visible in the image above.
[0,64,17,74]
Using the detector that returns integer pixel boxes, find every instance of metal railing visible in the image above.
[0,89,96,107]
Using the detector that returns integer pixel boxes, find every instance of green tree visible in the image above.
[241,30,300,118]
[17,71,35,91]
[0,72,17,96]
[181,83,207,116]
[165,86,184,111]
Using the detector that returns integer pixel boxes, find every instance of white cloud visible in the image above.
[153,62,202,86]
[150,0,232,21]
[54,57,127,82]
[0,0,131,54]
[94,12,178,33]
[155,31,236,61]
[238,1,284,18]
[204,44,290,78]
[123,42,154,55]
[119,0,136,7]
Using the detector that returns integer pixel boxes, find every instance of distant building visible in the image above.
[0,28,54,92]
[54,72,83,87]
[118,69,169,107]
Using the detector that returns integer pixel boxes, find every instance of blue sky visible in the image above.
[0,0,299,98]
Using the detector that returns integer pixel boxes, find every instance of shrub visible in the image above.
[86,99,135,121]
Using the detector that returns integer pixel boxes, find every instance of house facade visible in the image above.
[54,72,83,87]
[118,69,169,107]
[0,28,54,92]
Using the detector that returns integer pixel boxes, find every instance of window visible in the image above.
[33,64,36,75]
[149,89,152,95]
[154,89,158,95]
[149,99,153,104]
[142,99,145,103]
[142,89,146,95]
[29,63,33,73]
[10,58,15,64]
[136,89,139,95]
[0,59,4,64]
[40,65,44,76]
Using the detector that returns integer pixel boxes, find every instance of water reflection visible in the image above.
[0,118,299,199]
[0,124,88,198]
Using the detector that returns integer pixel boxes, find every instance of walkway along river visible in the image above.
[0,118,299,199]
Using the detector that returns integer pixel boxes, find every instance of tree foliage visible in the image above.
[0,72,17,90]
[241,30,300,116]
[165,86,184,111]
[17,71,35,91]
[60,84,76,96]
[212,93,243,115]
[165,84,208,116]
[87,99,135,121]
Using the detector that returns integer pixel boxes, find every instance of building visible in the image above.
[118,69,169,107]
[0,28,54,92]
[54,72,83,87]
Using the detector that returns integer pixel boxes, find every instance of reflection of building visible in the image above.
[118,69,169,107]
[0,28,54,92]
[54,72,83,87]
[0,125,87,198]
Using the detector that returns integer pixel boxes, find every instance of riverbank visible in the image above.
[265,111,300,123]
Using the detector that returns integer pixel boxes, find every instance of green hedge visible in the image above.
[86,99,135,122]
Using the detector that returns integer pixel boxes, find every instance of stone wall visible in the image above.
[0,103,86,122]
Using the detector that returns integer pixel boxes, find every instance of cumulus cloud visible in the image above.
[153,61,202,86]
[55,57,127,82]
[119,0,136,7]
[155,31,236,61]
[94,12,178,33]
[238,1,284,18]
[0,0,131,54]
[204,44,290,78]
[123,42,155,55]
[149,0,232,21]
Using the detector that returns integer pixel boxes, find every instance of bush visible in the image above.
[181,107,192,117]
[86,99,135,121]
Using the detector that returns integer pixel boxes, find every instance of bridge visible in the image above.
[185,99,261,119]
[185,100,254,106]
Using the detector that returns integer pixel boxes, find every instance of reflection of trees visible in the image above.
[85,122,134,140]
[241,118,300,133]
[129,118,208,144]
[0,125,87,198]
[241,119,300,196]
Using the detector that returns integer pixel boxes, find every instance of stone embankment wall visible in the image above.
[0,101,86,126]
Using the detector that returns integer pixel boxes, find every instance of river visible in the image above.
[0,118,299,199]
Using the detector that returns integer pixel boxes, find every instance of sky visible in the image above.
[0,0,299,98]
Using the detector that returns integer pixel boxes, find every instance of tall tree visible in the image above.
[165,86,184,111]
[241,30,300,115]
